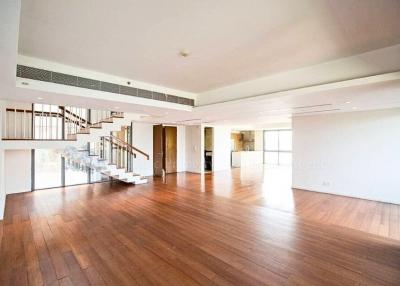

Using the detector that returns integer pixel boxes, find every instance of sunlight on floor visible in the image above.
[240,165,295,211]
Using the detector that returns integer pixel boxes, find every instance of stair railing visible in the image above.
[3,108,33,139]
[95,135,149,173]
[2,104,123,140]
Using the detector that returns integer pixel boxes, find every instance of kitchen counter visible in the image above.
[231,151,263,167]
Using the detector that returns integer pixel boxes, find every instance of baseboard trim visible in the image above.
[292,185,400,205]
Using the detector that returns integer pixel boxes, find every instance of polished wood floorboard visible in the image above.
[174,166,400,241]
[1,167,400,285]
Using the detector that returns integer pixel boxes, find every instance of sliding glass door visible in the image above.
[33,148,109,190]
[34,149,63,189]
[65,159,89,185]
[263,130,292,165]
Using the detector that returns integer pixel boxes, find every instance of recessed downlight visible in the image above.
[345,101,351,104]
[114,106,119,110]
[352,106,358,110]
[179,49,190,57]
[37,97,43,100]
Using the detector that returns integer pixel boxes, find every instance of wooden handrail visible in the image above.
[4,105,125,141]
[6,108,62,118]
[111,135,150,160]
[103,135,150,160]
[6,108,33,113]
[59,106,89,125]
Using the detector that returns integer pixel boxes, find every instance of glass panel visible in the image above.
[35,149,63,189]
[264,131,278,151]
[279,130,292,151]
[264,151,279,165]
[279,152,292,165]
[65,159,89,186]
[90,169,110,183]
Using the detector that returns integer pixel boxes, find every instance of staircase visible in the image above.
[1,104,142,149]
[2,103,150,184]
[63,138,149,185]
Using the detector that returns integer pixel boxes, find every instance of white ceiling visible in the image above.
[19,0,400,93]
[0,0,398,128]
[12,71,400,129]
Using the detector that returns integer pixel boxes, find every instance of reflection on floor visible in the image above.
[1,167,400,285]
[170,165,400,241]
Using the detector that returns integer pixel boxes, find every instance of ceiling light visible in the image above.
[114,106,119,110]
[37,97,43,100]
[179,49,190,57]
[352,107,358,110]
[345,101,351,104]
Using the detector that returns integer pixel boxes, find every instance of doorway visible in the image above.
[153,125,177,176]
[204,127,213,172]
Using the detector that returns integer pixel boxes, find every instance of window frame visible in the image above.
[263,129,292,165]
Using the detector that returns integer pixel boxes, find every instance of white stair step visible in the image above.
[122,176,147,184]
[102,168,125,176]
[113,172,139,180]
[106,164,117,170]
[133,178,148,185]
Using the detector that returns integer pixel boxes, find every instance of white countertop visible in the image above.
[231,151,263,167]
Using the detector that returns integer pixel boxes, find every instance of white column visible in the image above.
[0,0,22,220]
[0,100,6,220]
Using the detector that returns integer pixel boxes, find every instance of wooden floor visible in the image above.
[1,167,400,285]
[174,166,400,241]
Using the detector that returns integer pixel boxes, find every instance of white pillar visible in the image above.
[0,100,6,219]
[0,0,21,220]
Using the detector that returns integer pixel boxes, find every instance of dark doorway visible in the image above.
[204,127,213,172]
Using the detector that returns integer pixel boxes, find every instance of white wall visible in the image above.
[0,100,5,219]
[131,122,153,176]
[292,109,400,204]
[177,125,186,172]
[4,150,31,194]
[0,149,5,219]
[185,125,203,173]
[0,0,20,87]
[254,130,263,151]
[212,126,232,171]
[0,0,21,220]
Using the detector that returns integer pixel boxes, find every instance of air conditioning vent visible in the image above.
[293,108,340,115]
[52,72,78,86]
[17,65,195,107]
[18,65,51,82]
[293,103,332,109]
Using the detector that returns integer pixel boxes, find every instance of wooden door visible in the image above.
[153,125,164,176]
[164,126,177,173]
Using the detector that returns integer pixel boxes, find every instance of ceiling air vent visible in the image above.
[16,65,194,107]
[293,108,340,115]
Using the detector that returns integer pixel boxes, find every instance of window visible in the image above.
[65,159,89,185]
[263,130,292,165]
[33,147,110,190]
[34,149,63,189]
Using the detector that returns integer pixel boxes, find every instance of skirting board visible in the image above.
[292,185,400,205]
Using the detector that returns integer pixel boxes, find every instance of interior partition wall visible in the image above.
[263,129,292,165]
